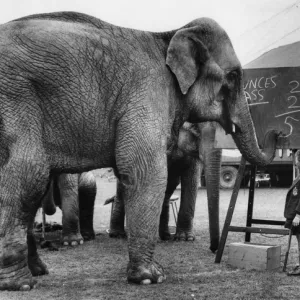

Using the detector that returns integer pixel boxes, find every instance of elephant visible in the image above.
[41,171,97,246]
[107,121,222,252]
[0,11,280,290]
[162,121,222,251]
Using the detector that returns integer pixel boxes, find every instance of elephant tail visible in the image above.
[42,178,57,215]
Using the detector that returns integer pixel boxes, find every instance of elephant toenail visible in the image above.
[157,276,165,283]
[79,240,84,244]
[71,241,78,246]
[141,279,151,285]
[63,242,69,246]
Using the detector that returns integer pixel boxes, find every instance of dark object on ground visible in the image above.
[39,238,59,251]
[34,221,63,233]
[287,265,300,276]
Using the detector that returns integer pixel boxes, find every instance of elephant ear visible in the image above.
[166,27,210,94]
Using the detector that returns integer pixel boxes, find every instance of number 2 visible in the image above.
[289,80,300,93]
[287,95,300,109]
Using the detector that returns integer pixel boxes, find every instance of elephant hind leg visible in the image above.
[109,180,126,239]
[27,205,49,277]
[159,171,180,241]
[58,174,84,246]
[0,147,50,290]
[79,172,97,241]
[174,159,200,242]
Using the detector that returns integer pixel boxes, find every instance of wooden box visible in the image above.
[228,242,281,271]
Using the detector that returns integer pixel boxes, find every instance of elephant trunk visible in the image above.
[200,122,222,253]
[231,94,278,166]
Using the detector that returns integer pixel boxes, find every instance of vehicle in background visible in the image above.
[218,149,293,189]
[255,172,271,188]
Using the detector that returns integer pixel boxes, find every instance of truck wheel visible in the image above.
[220,166,238,189]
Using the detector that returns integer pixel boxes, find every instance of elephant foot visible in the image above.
[209,239,219,253]
[62,233,84,246]
[109,229,127,239]
[28,254,49,277]
[81,230,95,241]
[0,266,37,291]
[127,261,166,284]
[174,230,195,241]
[159,230,172,241]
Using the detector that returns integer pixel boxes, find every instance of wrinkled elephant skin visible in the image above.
[0,12,278,290]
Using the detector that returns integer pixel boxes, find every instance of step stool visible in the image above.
[228,242,281,271]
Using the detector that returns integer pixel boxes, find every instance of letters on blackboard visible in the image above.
[244,75,277,104]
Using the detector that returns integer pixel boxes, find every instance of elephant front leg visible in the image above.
[125,171,167,284]
[174,159,200,241]
[58,174,84,246]
[116,117,167,284]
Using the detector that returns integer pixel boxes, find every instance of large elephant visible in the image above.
[108,121,222,252]
[0,12,279,290]
[41,172,97,246]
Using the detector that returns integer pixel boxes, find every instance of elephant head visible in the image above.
[166,18,278,166]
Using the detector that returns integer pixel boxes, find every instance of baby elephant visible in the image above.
[42,172,97,246]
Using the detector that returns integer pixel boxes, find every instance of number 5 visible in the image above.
[284,116,299,137]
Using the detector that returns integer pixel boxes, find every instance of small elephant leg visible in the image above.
[79,172,97,241]
[109,180,126,238]
[174,158,200,241]
[58,174,84,246]
[159,169,180,241]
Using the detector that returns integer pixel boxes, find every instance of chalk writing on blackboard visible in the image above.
[284,116,299,137]
[275,80,300,118]
[244,75,277,105]
[289,80,300,94]
[271,79,300,137]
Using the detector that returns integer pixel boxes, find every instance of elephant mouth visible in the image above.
[224,122,241,136]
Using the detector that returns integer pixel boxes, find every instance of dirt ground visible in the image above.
[2,175,300,300]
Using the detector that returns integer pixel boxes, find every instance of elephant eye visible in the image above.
[227,70,238,82]
[226,69,242,90]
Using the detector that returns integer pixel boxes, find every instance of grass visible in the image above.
[1,178,300,300]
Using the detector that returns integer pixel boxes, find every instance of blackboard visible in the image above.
[215,67,300,149]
